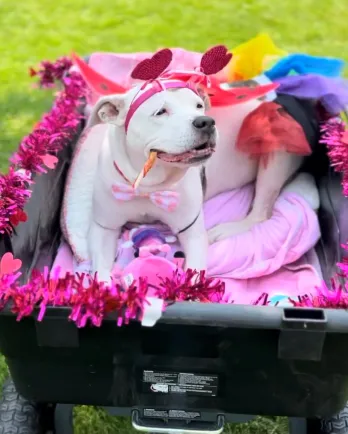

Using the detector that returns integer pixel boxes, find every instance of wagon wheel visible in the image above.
[0,378,41,434]
[0,377,76,434]
[321,403,348,434]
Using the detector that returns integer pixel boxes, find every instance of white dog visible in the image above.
[82,84,216,282]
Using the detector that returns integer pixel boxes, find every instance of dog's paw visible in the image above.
[94,269,114,287]
[208,223,232,244]
[208,219,256,244]
[74,260,92,275]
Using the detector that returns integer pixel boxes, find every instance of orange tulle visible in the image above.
[236,102,312,157]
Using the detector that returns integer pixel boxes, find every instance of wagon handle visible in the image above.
[132,410,225,434]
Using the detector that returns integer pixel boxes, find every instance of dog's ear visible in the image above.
[86,94,127,129]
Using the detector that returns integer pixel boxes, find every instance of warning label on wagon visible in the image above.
[142,370,218,397]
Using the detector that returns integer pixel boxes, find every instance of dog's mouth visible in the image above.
[155,141,216,164]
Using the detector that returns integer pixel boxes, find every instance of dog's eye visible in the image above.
[196,103,204,109]
[155,108,167,116]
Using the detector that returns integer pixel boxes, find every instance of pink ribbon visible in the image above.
[112,182,179,212]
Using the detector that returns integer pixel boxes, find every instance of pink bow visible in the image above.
[112,182,179,212]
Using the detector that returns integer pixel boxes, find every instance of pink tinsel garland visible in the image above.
[293,120,348,309]
[290,243,348,309]
[0,56,348,325]
[0,57,86,234]
[290,276,348,309]
[0,267,225,327]
[320,118,348,196]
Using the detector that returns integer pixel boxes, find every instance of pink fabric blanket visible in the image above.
[204,185,322,303]
[54,184,322,305]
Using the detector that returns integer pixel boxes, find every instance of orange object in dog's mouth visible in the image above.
[155,141,216,164]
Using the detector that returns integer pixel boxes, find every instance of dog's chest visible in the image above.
[119,201,158,223]
[95,186,168,228]
[94,166,203,231]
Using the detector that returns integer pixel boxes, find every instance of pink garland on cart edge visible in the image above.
[0,260,226,328]
[0,57,348,326]
[0,57,86,234]
[293,119,348,309]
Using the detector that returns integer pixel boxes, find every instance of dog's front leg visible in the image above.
[88,220,121,284]
[177,212,208,272]
[208,151,304,244]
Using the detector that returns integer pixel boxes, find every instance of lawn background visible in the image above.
[0,0,347,432]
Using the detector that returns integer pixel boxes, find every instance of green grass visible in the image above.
[73,410,289,434]
[0,0,347,432]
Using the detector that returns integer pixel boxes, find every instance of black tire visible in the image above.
[321,404,348,434]
[0,378,41,434]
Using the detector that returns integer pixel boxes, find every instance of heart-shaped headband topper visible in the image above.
[130,45,232,81]
[131,48,173,80]
[125,45,233,132]
[72,46,278,115]
[200,45,233,76]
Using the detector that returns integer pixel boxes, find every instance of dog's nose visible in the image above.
[192,116,215,133]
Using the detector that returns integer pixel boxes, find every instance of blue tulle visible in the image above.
[265,54,345,81]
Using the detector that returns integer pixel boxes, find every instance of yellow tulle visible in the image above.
[226,33,287,81]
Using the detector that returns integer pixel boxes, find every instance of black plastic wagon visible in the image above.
[0,55,348,434]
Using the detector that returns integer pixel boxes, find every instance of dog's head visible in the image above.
[87,82,217,167]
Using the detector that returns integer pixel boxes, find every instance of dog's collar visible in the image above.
[113,160,132,184]
[113,159,200,231]
[177,211,201,234]
[125,79,199,133]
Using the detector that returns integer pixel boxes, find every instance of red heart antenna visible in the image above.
[200,45,232,76]
[131,49,173,80]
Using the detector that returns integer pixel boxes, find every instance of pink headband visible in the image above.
[124,79,199,133]
[123,46,232,133]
